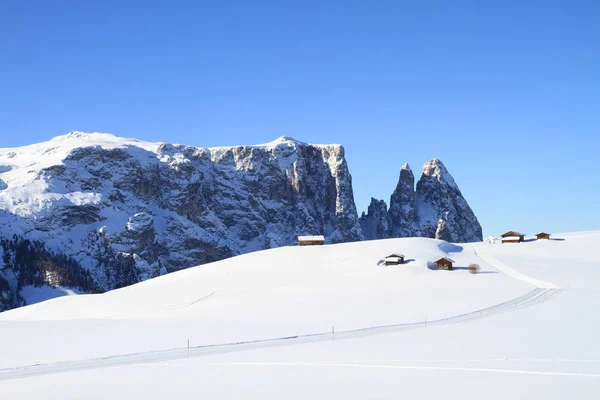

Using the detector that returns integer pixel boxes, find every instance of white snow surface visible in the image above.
[0,132,150,216]
[0,231,599,398]
[18,285,83,306]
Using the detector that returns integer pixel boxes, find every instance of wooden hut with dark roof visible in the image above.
[536,232,551,240]
[501,231,525,243]
[384,253,405,266]
[434,257,454,270]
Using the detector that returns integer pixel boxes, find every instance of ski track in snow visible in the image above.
[161,291,217,310]
[475,246,559,289]
[0,247,564,381]
[0,286,561,381]
[202,362,600,378]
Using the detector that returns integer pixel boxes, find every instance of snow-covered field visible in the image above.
[0,232,599,398]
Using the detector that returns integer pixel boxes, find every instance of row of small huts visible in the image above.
[298,233,553,247]
[501,231,551,243]
[384,253,454,270]
[297,237,454,270]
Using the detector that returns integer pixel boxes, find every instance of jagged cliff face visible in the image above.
[359,159,482,243]
[415,159,482,242]
[388,163,417,237]
[359,198,389,240]
[0,132,362,296]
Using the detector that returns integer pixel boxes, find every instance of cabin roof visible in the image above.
[502,231,524,237]
[536,232,550,235]
[435,257,455,263]
[385,253,405,258]
[297,235,325,241]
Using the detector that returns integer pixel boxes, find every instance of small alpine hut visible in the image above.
[384,253,405,266]
[536,232,551,240]
[296,235,325,246]
[501,231,525,243]
[434,257,454,270]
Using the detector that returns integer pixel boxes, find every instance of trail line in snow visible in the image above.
[475,246,559,289]
[205,362,600,378]
[168,291,217,309]
[0,286,561,381]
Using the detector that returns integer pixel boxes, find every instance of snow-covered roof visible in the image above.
[385,253,405,258]
[297,235,325,242]
[436,257,455,263]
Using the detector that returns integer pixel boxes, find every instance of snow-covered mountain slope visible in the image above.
[0,236,530,323]
[360,159,482,243]
[0,232,598,399]
[0,132,362,300]
[0,132,484,313]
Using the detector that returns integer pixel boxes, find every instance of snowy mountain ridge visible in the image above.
[0,132,362,305]
[1,131,480,311]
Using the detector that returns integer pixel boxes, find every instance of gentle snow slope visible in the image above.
[1,232,599,399]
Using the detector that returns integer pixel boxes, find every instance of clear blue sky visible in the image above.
[1,1,599,237]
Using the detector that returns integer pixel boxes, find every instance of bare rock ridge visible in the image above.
[359,159,482,243]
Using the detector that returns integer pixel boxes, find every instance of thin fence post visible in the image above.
[187,339,190,359]
[332,326,335,339]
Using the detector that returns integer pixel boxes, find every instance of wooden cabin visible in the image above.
[536,232,551,240]
[296,235,325,246]
[434,257,454,270]
[384,253,405,266]
[501,231,525,243]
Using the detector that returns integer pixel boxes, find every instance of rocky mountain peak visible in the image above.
[415,159,481,242]
[359,198,389,240]
[388,162,417,237]
[421,158,458,189]
[359,158,482,243]
[273,135,300,143]
[263,136,307,149]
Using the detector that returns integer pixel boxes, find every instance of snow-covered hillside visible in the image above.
[0,132,484,312]
[0,132,362,305]
[1,232,598,399]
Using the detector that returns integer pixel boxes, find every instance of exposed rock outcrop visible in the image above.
[359,198,390,240]
[388,163,417,237]
[359,159,482,243]
[415,159,482,243]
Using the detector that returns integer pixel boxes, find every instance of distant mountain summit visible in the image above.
[359,159,482,243]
